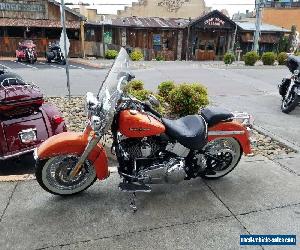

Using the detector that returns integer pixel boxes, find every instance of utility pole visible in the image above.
[253,0,264,53]
[186,17,192,61]
[61,0,71,100]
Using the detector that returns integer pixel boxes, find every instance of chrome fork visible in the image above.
[284,79,295,100]
[69,135,101,178]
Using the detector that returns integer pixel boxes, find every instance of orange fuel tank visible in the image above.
[118,110,165,138]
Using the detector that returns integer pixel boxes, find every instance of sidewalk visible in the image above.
[0,155,299,249]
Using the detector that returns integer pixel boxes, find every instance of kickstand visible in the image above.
[130,192,137,213]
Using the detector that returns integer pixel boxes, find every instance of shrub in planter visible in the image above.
[244,51,259,66]
[156,55,164,61]
[130,89,152,101]
[130,50,144,61]
[168,83,209,117]
[126,80,144,91]
[277,52,288,65]
[224,52,235,65]
[105,49,118,59]
[158,81,175,101]
[261,52,276,65]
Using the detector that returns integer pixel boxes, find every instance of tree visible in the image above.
[288,25,298,53]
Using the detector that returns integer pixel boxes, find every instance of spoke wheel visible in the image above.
[36,155,96,196]
[203,138,242,179]
[281,91,299,114]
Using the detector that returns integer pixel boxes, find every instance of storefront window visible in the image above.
[85,29,95,41]
[67,29,79,40]
[206,40,215,51]
[7,27,24,38]
[45,28,61,39]
[153,34,161,51]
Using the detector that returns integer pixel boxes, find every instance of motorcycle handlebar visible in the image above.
[142,102,162,118]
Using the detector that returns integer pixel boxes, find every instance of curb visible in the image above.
[69,58,111,69]
[254,124,300,153]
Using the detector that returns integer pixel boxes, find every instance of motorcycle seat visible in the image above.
[201,107,234,127]
[162,115,207,150]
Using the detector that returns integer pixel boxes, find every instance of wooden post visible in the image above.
[80,21,85,58]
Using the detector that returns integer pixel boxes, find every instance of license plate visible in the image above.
[19,129,37,144]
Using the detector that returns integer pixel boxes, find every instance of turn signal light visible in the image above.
[52,115,64,125]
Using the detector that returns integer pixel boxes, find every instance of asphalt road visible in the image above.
[0,60,300,249]
[1,59,299,148]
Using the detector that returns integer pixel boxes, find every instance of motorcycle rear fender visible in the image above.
[208,121,252,155]
[36,132,109,180]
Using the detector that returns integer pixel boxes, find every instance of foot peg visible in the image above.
[118,182,151,193]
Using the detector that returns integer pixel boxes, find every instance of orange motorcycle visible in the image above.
[35,48,253,210]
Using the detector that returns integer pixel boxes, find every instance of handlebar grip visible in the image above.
[143,103,161,118]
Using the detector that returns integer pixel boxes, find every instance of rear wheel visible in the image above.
[281,91,299,114]
[35,155,97,196]
[202,138,242,179]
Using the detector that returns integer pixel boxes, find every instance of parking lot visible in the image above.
[0,59,98,71]
[0,59,299,249]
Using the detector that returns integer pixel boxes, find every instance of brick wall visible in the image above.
[262,8,300,30]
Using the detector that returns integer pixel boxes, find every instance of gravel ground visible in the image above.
[47,96,295,158]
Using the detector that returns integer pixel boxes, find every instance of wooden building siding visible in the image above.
[0,37,81,58]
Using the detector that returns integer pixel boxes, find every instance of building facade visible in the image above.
[263,0,300,30]
[0,0,85,57]
[117,0,210,19]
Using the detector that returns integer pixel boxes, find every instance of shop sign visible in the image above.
[104,31,112,45]
[204,17,225,26]
[0,2,45,12]
[153,34,161,46]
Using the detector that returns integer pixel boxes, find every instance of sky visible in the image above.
[66,0,255,17]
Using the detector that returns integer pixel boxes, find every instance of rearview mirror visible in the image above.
[148,95,160,107]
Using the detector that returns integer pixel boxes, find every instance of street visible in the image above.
[0,60,300,249]
[1,59,299,147]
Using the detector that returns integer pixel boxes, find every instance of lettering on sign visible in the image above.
[204,17,225,26]
[0,2,45,12]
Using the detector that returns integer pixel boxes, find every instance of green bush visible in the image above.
[130,89,152,101]
[168,83,209,117]
[155,55,164,61]
[127,80,144,91]
[157,81,175,101]
[244,51,259,66]
[224,52,235,65]
[261,52,276,65]
[130,50,144,61]
[277,52,288,65]
[105,49,118,59]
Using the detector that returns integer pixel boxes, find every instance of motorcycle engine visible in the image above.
[118,137,187,184]
[119,138,161,158]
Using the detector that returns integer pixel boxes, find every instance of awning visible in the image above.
[0,18,80,29]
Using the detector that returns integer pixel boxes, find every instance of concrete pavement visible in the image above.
[0,155,299,249]
[1,60,300,249]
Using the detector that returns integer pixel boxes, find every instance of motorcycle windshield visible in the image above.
[97,48,130,125]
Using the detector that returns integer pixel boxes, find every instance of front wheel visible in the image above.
[35,155,97,196]
[281,91,299,114]
[60,58,66,65]
[202,138,242,179]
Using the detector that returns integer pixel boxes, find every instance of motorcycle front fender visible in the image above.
[36,132,109,180]
[295,85,300,95]
[208,121,252,155]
